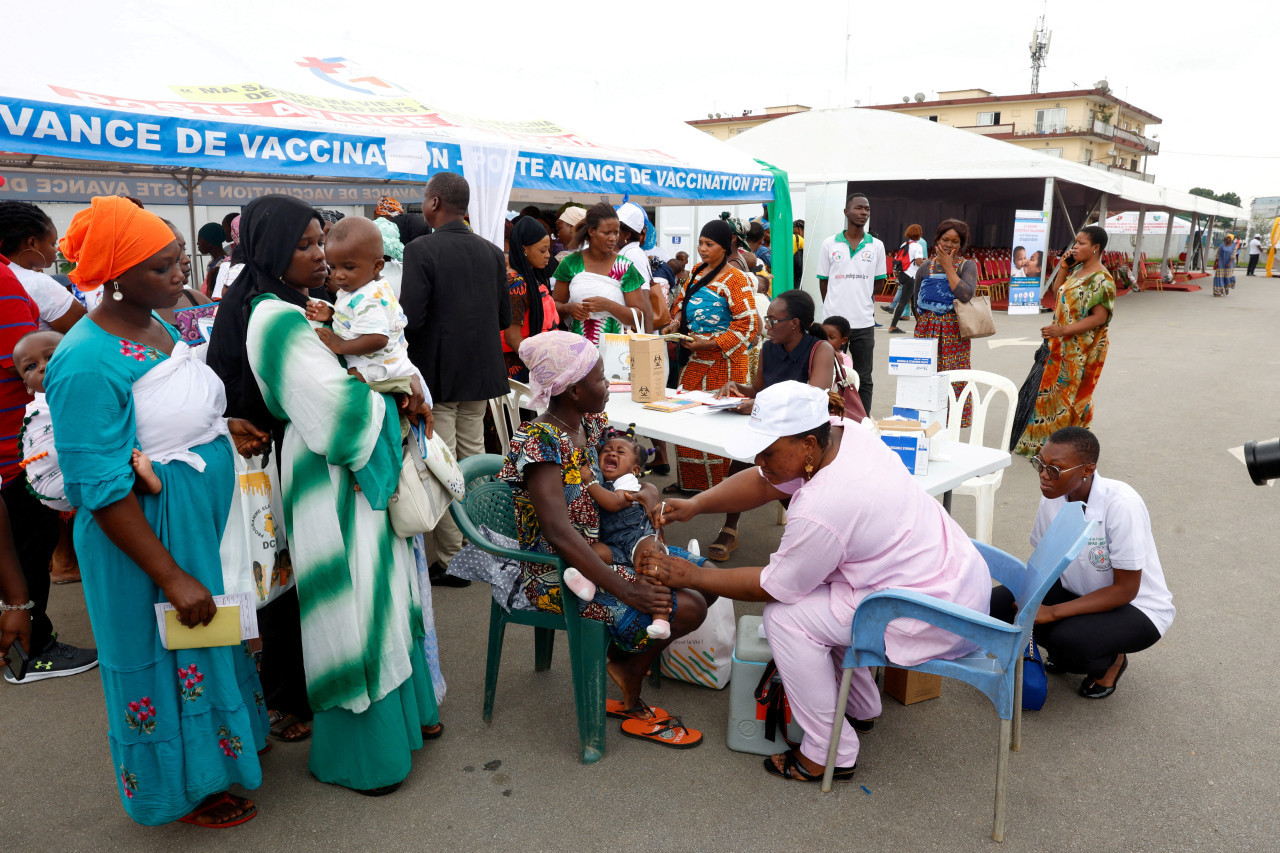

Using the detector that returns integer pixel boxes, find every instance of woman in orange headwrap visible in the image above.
[44,196,272,828]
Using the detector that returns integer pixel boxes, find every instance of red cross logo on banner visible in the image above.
[296,56,397,96]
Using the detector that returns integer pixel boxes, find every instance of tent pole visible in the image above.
[1130,206,1146,280]
[1053,182,1075,236]
[1098,192,1108,224]
[1161,211,1176,273]
[1038,178,1054,301]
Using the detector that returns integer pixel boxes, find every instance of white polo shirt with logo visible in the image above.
[1031,474,1175,636]
[816,230,886,330]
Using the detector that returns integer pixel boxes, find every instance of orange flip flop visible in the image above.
[620,716,703,749]
[178,793,258,828]
[606,699,669,721]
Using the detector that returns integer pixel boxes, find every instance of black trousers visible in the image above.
[889,271,916,328]
[257,585,311,719]
[1247,253,1260,276]
[2,479,60,654]
[990,581,1161,680]
[848,326,874,413]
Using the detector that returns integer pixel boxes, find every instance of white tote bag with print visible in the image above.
[658,596,735,689]
[220,452,294,609]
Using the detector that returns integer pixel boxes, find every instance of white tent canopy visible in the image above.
[0,3,774,251]
[729,107,1241,286]
[729,107,1242,219]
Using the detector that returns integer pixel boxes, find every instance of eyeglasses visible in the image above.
[764,315,794,328]
[1029,456,1085,480]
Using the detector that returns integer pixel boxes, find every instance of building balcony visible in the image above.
[1079,157,1156,182]
[976,120,1159,154]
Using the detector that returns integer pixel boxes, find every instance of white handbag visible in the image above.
[388,424,464,538]
[658,596,735,689]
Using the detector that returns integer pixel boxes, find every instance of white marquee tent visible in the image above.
[730,108,1243,287]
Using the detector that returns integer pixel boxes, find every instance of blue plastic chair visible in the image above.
[448,454,610,765]
[822,502,1094,842]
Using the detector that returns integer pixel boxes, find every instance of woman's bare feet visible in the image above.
[606,653,652,713]
[130,449,162,494]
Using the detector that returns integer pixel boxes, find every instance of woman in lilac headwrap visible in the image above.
[498,332,709,728]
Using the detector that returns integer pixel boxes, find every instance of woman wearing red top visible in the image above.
[503,216,559,382]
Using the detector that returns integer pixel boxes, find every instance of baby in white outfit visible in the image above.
[305,216,419,395]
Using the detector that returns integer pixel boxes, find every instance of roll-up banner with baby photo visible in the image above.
[1009,210,1049,315]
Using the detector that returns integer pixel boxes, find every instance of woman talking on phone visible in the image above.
[1013,226,1115,457]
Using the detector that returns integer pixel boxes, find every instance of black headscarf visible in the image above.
[207,194,323,432]
[509,216,552,339]
[680,219,734,334]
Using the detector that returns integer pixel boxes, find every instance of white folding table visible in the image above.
[605,391,1011,509]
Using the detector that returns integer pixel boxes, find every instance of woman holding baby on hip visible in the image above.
[499,331,710,748]
[236,196,438,795]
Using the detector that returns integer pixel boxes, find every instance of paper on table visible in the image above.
[676,390,746,409]
[155,592,259,650]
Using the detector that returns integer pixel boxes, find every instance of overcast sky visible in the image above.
[65,0,1280,207]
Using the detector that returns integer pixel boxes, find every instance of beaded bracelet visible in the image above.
[0,600,35,612]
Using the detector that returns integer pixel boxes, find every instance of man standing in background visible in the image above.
[817,193,885,412]
[400,172,511,586]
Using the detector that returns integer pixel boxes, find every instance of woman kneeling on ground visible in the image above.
[641,381,991,781]
[991,427,1174,699]
[500,331,709,746]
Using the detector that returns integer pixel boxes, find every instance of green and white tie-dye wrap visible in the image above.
[246,294,421,714]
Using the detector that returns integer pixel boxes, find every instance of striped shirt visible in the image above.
[0,255,40,486]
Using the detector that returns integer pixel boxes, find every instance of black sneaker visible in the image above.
[879,305,895,314]
[428,561,471,588]
[888,327,906,335]
[5,638,98,684]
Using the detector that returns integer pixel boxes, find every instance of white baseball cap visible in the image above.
[723,381,830,459]
[616,202,646,236]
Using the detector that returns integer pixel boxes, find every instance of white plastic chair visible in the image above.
[488,379,536,451]
[939,369,1017,543]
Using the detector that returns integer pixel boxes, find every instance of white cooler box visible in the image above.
[728,615,804,755]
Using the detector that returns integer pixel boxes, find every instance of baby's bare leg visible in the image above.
[130,449,163,495]
[633,537,672,639]
[589,542,614,564]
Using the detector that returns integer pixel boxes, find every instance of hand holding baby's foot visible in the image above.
[131,449,163,494]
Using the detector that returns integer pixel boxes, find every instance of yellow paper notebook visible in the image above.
[163,605,242,650]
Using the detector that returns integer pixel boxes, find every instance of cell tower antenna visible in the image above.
[1029,9,1052,94]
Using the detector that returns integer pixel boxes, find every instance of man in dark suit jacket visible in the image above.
[400,172,511,585]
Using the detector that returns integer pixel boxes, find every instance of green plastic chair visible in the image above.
[449,454,610,764]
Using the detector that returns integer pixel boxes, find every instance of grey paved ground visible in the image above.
[9,271,1280,851]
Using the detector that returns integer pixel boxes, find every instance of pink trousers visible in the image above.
[763,585,881,768]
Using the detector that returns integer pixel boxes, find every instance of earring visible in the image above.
[804,455,814,477]
[111,281,123,302]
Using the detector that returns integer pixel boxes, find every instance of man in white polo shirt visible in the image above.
[817,192,885,411]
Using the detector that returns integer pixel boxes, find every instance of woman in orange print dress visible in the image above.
[662,219,760,500]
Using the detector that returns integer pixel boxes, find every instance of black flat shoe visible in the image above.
[428,561,471,588]
[1079,655,1128,699]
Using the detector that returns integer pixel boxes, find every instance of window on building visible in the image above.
[1083,148,1093,163]
[926,115,938,122]
[977,111,1001,126]
[1035,108,1066,133]
[1041,148,1063,158]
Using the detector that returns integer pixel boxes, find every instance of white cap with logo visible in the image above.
[723,381,830,459]
[616,202,646,236]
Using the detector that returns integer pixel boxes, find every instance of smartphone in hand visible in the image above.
[5,639,28,682]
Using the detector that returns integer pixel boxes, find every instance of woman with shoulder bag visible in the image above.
[912,219,980,427]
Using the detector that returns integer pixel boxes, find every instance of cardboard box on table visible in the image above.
[728,615,804,755]
[628,336,667,403]
[896,374,953,411]
[887,337,939,376]
[877,418,942,475]
[892,405,949,430]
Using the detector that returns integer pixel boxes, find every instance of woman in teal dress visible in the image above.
[45,196,271,827]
